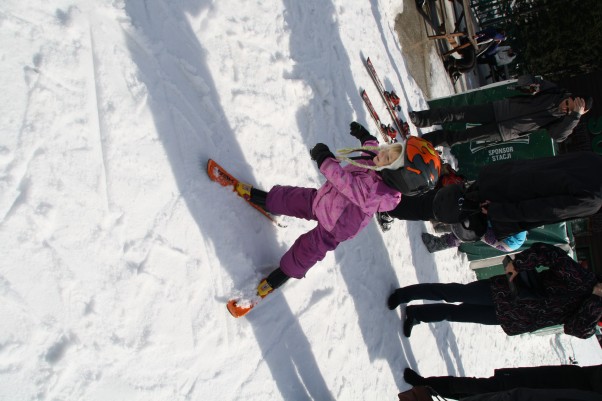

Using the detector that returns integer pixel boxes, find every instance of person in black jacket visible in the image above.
[410,74,591,147]
[460,388,601,401]
[403,364,602,399]
[385,151,602,242]
[426,152,602,240]
[474,151,602,239]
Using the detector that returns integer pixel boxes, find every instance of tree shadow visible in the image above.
[123,1,334,399]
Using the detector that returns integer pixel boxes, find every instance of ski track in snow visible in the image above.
[0,0,600,400]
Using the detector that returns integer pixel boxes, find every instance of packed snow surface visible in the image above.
[1,0,600,400]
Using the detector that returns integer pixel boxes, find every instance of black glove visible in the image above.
[310,143,334,168]
[349,121,377,144]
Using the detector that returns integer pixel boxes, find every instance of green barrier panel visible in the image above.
[473,264,504,280]
[450,131,554,180]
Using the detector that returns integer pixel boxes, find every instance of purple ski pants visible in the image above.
[266,185,340,279]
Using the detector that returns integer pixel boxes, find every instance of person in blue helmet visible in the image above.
[420,225,527,254]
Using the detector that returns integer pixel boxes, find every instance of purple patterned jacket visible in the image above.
[489,242,602,338]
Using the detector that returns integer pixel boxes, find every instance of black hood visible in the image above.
[432,184,464,223]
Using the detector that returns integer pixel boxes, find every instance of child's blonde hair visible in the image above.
[336,143,404,171]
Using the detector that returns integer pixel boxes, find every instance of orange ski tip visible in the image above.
[207,159,218,177]
[226,300,253,318]
[207,159,237,189]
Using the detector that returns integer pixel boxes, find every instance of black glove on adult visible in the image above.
[349,121,377,144]
[310,143,334,168]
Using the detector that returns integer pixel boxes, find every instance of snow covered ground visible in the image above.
[1,0,600,400]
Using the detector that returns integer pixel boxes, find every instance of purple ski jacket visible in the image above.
[313,140,401,241]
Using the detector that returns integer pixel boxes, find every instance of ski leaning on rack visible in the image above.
[364,57,409,140]
[361,89,396,144]
[206,159,285,228]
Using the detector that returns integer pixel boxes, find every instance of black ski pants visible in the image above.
[421,364,602,399]
[404,280,500,326]
[420,103,502,147]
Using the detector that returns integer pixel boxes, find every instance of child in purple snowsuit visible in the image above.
[243,122,438,296]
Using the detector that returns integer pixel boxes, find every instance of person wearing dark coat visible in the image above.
[388,242,602,338]
[410,74,590,147]
[386,152,602,241]
[403,364,602,399]
[475,151,602,239]
[458,388,600,401]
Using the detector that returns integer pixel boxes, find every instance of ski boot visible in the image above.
[258,267,290,298]
[376,212,394,232]
[257,279,274,298]
[421,232,453,253]
[408,111,434,128]
[384,90,402,111]
[235,182,269,212]
[385,125,398,142]
[235,182,252,200]
[398,120,410,138]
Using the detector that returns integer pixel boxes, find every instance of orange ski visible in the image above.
[206,159,284,227]
[227,279,274,318]
[226,299,258,318]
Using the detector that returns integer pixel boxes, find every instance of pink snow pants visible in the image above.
[266,185,340,279]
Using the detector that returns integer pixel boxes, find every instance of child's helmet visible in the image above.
[380,136,442,195]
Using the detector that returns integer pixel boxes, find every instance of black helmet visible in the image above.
[381,136,442,196]
[432,184,464,223]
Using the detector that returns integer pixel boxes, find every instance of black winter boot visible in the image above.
[403,306,419,337]
[409,111,434,127]
[411,375,483,399]
[250,188,269,211]
[388,288,411,310]
[404,368,427,386]
[421,233,453,253]
[265,267,290,289]
[376,211,394,232]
